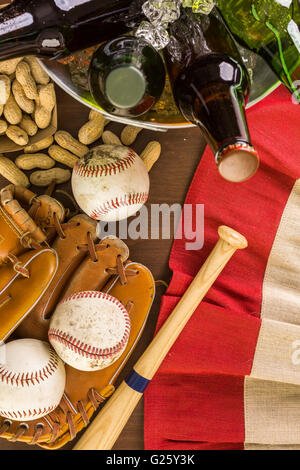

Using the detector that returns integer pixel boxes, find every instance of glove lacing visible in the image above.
[54,299,136,442]
[0,216,139,444]
[0,287,137,444]
[52,213,138,283]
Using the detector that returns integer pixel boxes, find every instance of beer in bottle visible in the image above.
[217,0,300,102]
[0,0,144,60]
[164,8,259,183]
[89,36,166,117]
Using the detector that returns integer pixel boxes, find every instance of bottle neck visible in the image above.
[216,143,259,183]
[0,38,37,60]
[173,55,251,155]
[167,53,259,182]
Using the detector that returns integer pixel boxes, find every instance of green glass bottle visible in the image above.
[88,36,166,117]
[217,0,300,102]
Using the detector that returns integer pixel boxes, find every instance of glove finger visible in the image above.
[0,248,58,342]
[61,236,129,298]
[15,214,98,340]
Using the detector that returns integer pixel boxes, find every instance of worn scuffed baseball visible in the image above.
[0,339,66,422]
[71,144,150,222]
[48,291,131,372]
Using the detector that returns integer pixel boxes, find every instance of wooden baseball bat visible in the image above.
[73,225,247,450]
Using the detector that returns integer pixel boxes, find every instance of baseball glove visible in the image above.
[0,184,66,343]
[0,196,155,448]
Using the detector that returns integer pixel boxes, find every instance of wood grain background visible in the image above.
[0,63,207,450]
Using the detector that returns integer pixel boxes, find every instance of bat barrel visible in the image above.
[133,225,247,382]
[73,225,247,450]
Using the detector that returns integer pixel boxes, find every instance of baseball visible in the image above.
[48,291,131,371]
[0,339,66,422]
[71,144,150,222]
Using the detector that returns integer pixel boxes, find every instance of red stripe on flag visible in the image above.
[168,86,298,318]
[144,296,261,449]
[145,86,300,450]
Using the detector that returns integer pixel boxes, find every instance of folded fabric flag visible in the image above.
[146,297,300,448]
[153,298,300,386]
[144,86,300,450]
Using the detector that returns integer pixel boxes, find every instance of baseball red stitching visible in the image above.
[49,291,131,360]
[0,347,59,387]
[73,149,136,178]
[0,404,57,420]
[89,192,148,220]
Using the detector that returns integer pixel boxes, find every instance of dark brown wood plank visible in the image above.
[0,85,206,450]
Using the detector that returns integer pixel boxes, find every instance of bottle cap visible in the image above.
[105,66,146,109]
[216,143,259,183]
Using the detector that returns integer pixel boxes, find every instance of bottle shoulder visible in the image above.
[217,0,300,50]
[165,10,246,71]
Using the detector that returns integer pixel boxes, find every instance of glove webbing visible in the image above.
[0,262,138,445]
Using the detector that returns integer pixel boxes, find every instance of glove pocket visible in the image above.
[39,261,155,449]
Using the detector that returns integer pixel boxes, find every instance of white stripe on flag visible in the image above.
[261,179,300,325]
[245,444,300,450]
[250,318,300,385]
[245,377,300,445]
[245,179,300,446]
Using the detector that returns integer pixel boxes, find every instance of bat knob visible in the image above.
[218,225,248,250]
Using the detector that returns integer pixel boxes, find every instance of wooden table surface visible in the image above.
[0,85,206,451]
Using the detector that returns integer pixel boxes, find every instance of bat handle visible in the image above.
[73,226,247,451]
[73,381,142,450]
[217,225,248,250]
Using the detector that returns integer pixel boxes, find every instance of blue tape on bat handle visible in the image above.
[125,369,150,394]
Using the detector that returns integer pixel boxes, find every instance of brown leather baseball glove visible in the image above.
[0,187,155,449]
[0,184,66,343]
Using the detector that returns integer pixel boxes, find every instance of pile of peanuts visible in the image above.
[0,57,56,146]
[0,108,162,188]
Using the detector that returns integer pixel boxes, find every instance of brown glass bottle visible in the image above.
[0,0,144,60]
[164,8,259,183]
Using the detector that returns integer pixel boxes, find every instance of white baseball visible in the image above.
[0,339,66,422]
[71,144,150,222]
[48,291,131,371]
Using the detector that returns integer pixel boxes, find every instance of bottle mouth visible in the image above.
[216,143,259,183]
[105,66,146,109]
